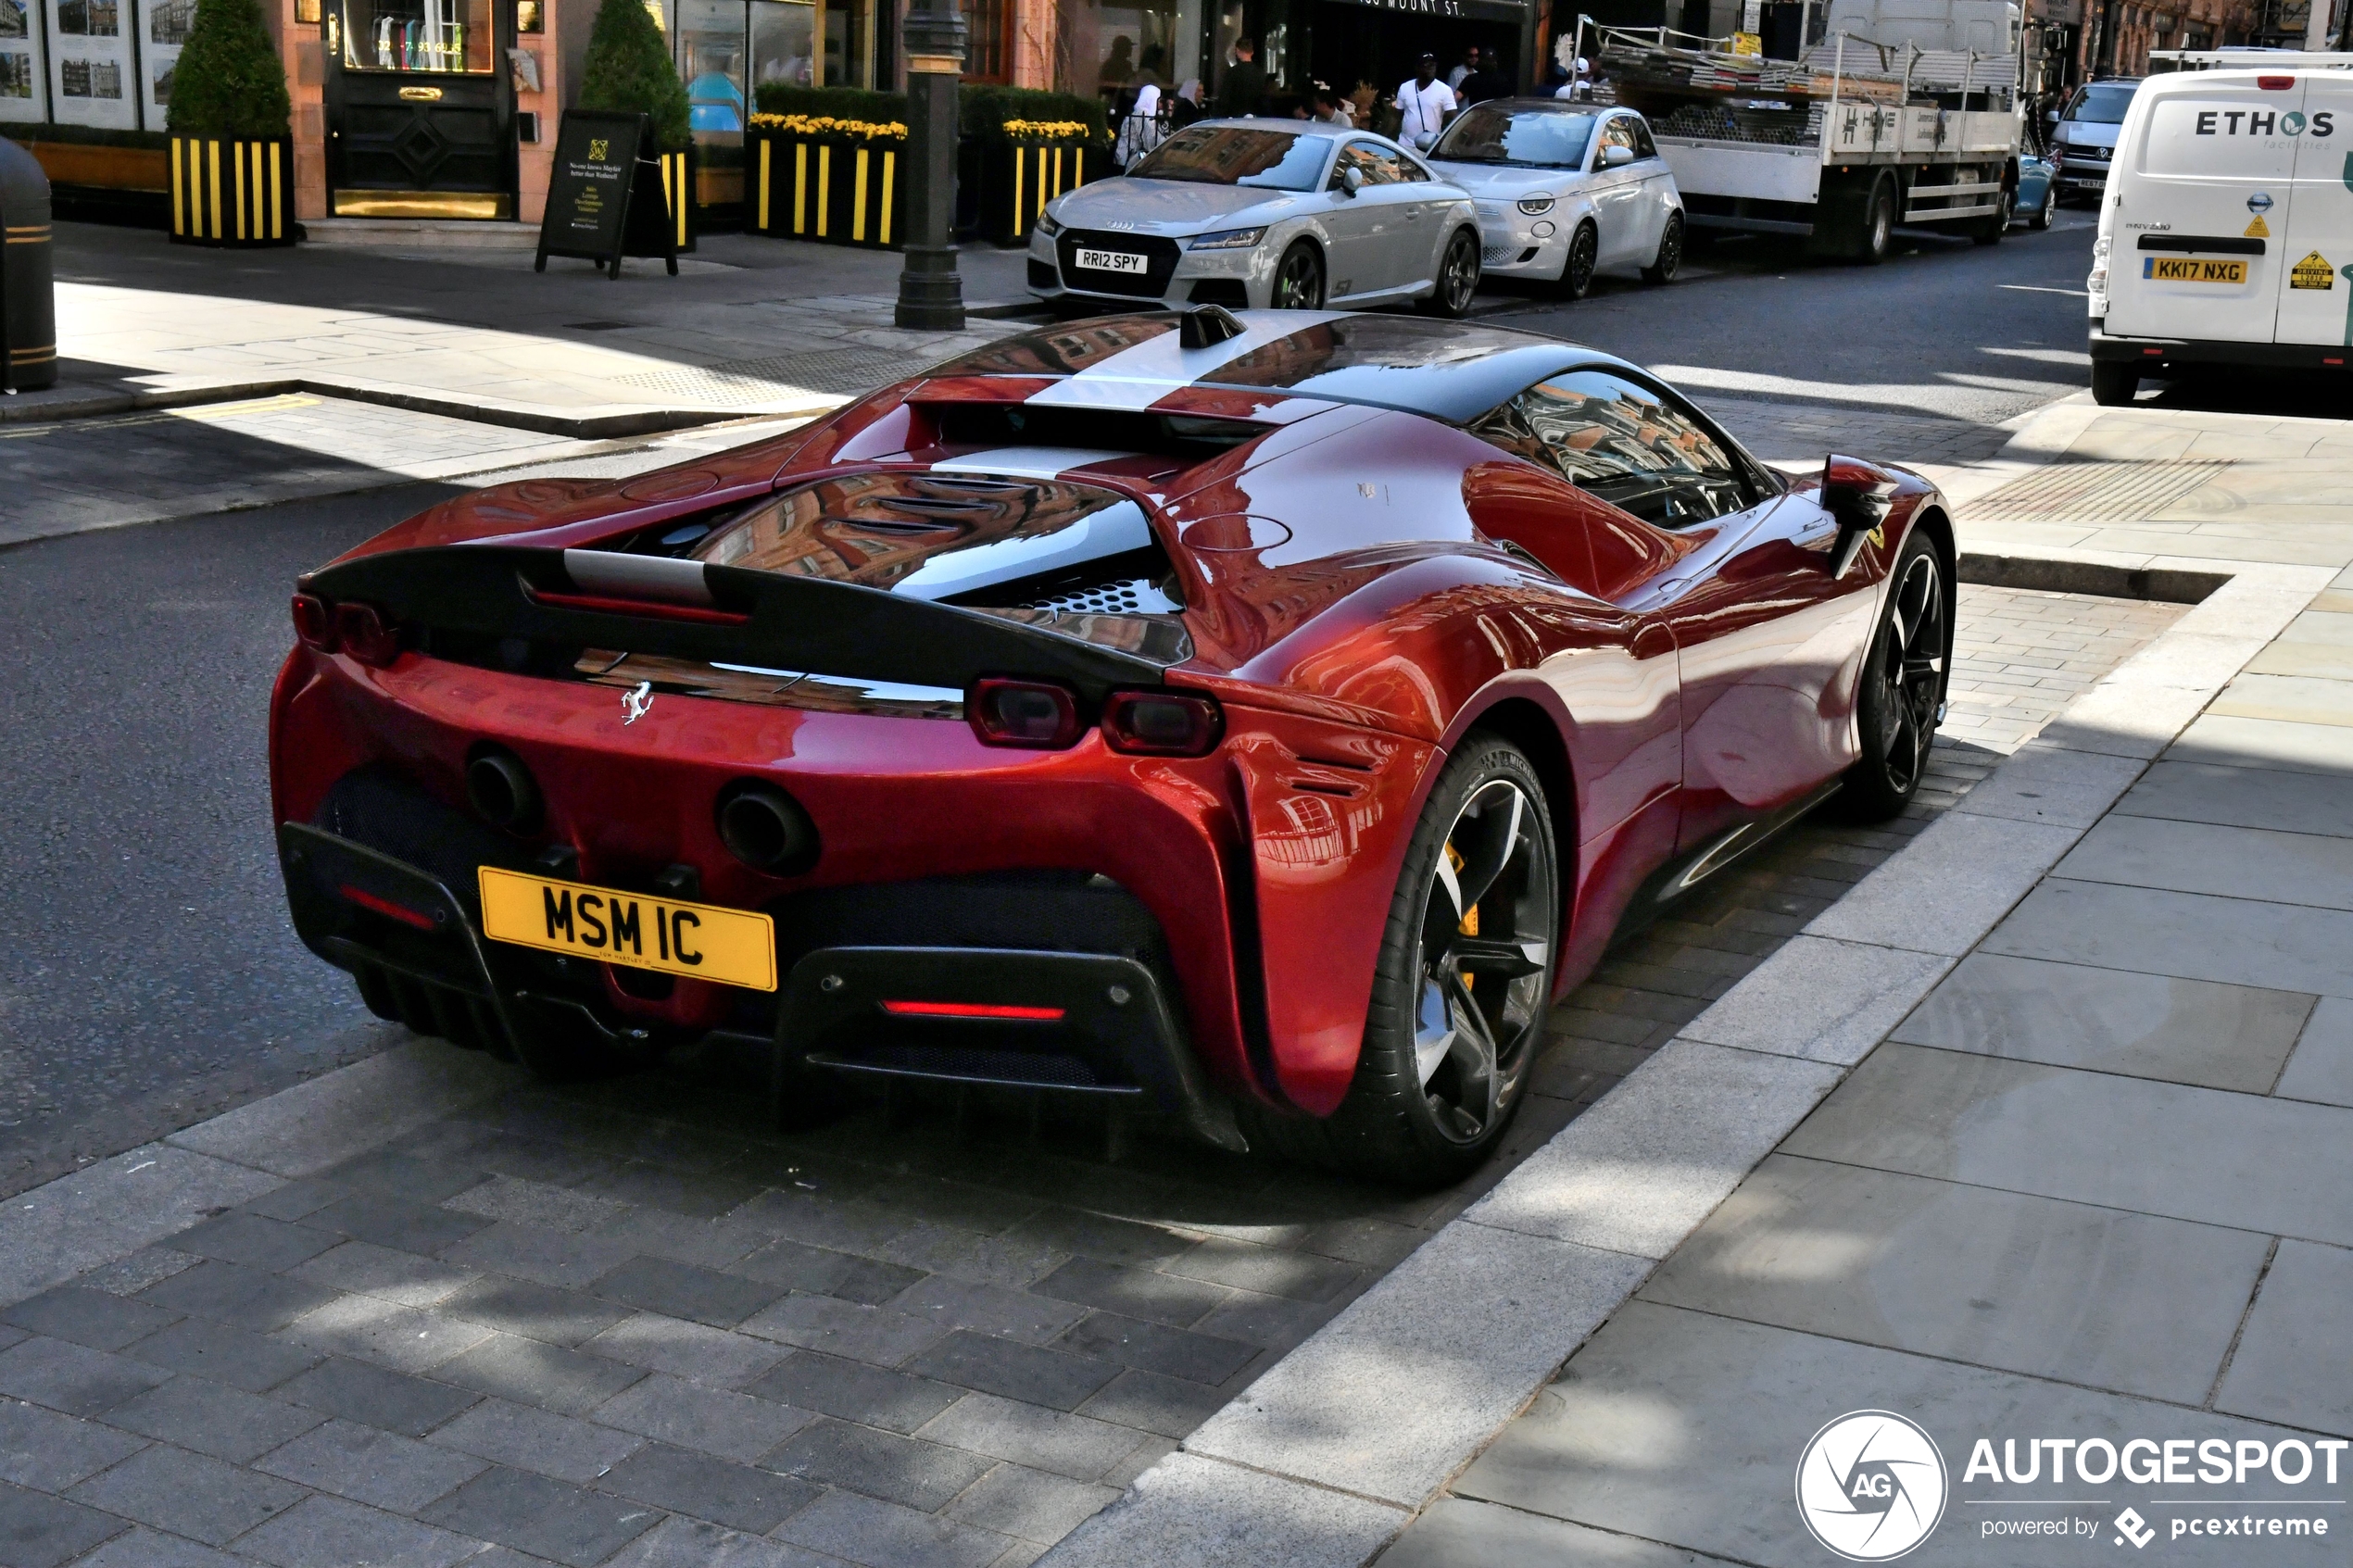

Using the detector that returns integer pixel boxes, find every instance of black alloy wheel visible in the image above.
[1420,228,1482,318]
[1250,738,1559,1185]
[1557,221,1600,300]
[1837,533,1950,822]
[1642,210,1685,284]
[1271,240,1326,309]
[2030,182,2057,231]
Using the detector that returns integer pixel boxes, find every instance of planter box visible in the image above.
[169,136,294,247]
[970,139,1106,245]
[749,132,904,248]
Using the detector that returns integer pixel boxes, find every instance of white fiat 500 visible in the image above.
[1028,120,1484,317]
[1429,98,1685,299]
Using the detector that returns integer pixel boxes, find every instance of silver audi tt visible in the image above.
[1026,120,1483,317]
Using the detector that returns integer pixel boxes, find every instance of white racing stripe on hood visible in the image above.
[1026,309,1353,412]
[932,447,1141,480]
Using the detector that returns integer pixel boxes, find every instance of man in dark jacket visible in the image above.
[1216,38,1267,117]
[1456,52,1511,106]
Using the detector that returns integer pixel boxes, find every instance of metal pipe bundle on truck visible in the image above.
[1587,0,2024,262]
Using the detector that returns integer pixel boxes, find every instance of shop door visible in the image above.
[323,0,515,218]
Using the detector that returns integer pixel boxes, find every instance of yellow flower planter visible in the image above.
[749,132,903,249]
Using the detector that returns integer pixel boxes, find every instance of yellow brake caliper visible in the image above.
[1446,843,1478,989]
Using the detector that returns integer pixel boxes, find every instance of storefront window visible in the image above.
[680,0,747,129]
[47,0,133,126]
[750,0,813,89]
[0,0,38,125]
[142,0,189,122]
[337,0,493,70]
[1059,0,1200,107]
[823,0,872,88]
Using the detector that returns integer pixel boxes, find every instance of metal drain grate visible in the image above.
[1968,458,2233,522]
[609,345,925,405]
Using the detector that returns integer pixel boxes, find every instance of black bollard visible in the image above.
[0,137,57,394]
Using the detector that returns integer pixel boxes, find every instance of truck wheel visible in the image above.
[1851,172,1895,265]
[2091,361,2140,406]
[1972,188,2010,245]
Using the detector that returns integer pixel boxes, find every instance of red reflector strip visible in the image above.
[2144,348,2163,357]
[2259,74,2295,89]
[529,589,751,626]
[2327,358,2346,367]
[882,1000,1067,1022]
[338,884,438,931]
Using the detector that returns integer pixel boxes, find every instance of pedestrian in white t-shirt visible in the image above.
[1394,53,1457,150]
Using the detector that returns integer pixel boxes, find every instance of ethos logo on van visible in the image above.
[2195,109,2334,137]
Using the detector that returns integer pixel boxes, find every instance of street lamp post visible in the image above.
[896,0,967,330]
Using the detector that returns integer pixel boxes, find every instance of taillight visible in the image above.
[882,1000,1066,1021]
[333,601,403,668]
[291,593,337,652]
[1101,689,1224,757]
[969,678,1082,748]
[2259,74,2295,90]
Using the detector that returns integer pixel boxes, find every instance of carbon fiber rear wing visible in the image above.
[300,546,1176,701]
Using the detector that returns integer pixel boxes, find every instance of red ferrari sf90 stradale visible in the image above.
[270,307,1953,1185]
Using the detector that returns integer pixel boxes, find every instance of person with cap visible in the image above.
[1393,52,1457,151]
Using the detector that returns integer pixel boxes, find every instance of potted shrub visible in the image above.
[164,0,292,245]
[575,0,696,250]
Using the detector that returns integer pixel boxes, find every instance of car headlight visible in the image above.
[1516,195,1556,217]
[1189,227,1266,251]
[1036,210,1063,237]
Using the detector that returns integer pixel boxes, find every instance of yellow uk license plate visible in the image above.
[477,867,777,991]
[2145,257,2247,284]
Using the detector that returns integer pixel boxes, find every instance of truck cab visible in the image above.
[2088,56,2353,404]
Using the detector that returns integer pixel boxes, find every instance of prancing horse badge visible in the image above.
[621,681,654,725]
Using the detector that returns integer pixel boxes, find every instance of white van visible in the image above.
[2088,53,2353,405]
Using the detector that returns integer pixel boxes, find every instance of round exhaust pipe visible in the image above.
[716,781,818,875]
[466,746,544,835]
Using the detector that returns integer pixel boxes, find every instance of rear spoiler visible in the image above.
[300,546,1176,701]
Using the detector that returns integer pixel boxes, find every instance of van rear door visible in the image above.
[2272,73,2353,348]
[2104,74,2304,346]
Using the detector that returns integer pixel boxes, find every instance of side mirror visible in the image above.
[1819,454,1896,578]
[1602,144,1636,167]
[1341,166,1365,194]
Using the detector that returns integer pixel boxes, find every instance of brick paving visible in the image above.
[0,582,2183,1568]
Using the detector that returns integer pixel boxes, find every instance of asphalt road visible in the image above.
[1488,207,2103,432]
[0,219,2105,1199]
[0,487,455,1197]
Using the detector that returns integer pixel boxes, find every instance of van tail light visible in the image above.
[332,601,404,668]
[969,678,1082,749]
[1102,689,1225,757]
[291,593,337,653]
[2259,75,2295,90]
